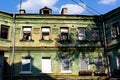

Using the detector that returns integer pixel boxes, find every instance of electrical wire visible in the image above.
[79,0,101,15]
[72,0,96,15]
[72,0,101,15]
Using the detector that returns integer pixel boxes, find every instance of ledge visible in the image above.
[61,71,72,74]
[19,71,32,74]
[40,72,53,74]
[20,39,34,42]
[0,38,11,42]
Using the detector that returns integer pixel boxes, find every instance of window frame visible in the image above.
[77,27,86,40]
[61,58,72,73]
[41,27,51,40]
[91,28,100,41]
[20,57,32,74]
[41,57,52,73]
[59,27,69,41]
[0,25,9,39]
[22,26,32,41]
[79,57,89,71]
[94,57,104,71]
[111,22,120,38]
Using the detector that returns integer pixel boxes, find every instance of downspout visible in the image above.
[101,15,111,77]
[11,13,16,80]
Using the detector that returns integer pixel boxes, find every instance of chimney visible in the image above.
[19,9,26,14]
[61,8,67,15]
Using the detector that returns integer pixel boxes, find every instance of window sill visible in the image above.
[40,72,53,74]
[39,39,53,42]
[61,71,72,73]
[0,38,11,42]
[19,71,32,74]
[20,39,34,42]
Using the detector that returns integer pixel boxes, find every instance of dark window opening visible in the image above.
[43,10,49,14]
[92,28,100,40]
[0,25,9,39]
[111,22,120,38]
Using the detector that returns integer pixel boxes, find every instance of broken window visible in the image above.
[60,28,69,40]
[92,28,100,40]
[41,27,50,40]
[111,22,120,38]
[0,25,9,39]
[78,28,86,40]
[22,27,32,40]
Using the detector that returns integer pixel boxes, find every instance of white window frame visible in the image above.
[80,57,89,71]
[41,57,52,73]
[20,58,32,74]
[61,58,72,73]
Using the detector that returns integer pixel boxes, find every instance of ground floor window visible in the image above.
[94,57,104,71]
[20,57,32,74]
[61,58,71,73]
[42,57,52,73]
[80,57,89,71]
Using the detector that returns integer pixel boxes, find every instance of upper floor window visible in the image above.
[20,57,32,74]
[111,22,120,38]
[41,27,50,40]
[77,28,86,40]
[91,28,100,41]
[0,25,9,39]
[22,27,32,41]
[59,27,69,41]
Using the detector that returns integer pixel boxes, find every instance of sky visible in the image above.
[0,0,120,15]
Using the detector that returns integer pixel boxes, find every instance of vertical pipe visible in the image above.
[101,15,111,77]
[20,0,22,10]
[11,14,16,80]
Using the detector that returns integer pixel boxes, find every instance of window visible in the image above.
[111,22,120,38]
[61,58,71,73]
[42,57,52,73]
[22,27,32,40]
[91,28,100,40]
[0,25,9,39]
[59,28,69,40]
[77,28,86,40]
[20,57,32,74]
[116,56,120,70]
[41,27,50,40]
[94,57,104,71]
[80,57,89,71]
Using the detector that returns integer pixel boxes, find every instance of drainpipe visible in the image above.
[11,13,16,80]
[101,15,111,77]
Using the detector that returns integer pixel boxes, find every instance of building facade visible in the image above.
[0,7,120,80]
